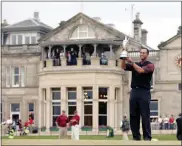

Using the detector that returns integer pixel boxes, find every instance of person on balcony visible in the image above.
[70,48,77,65]
[67,51,71,65]
[85,52,91,65]
[100,53,108,65]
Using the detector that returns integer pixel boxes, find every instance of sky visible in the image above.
[2,2,181,49]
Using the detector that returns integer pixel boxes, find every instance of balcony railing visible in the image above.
[40,57,122,73]
[128,50,159,58]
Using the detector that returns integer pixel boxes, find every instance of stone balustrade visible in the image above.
[39,57,123,74]
[128,50,159,58]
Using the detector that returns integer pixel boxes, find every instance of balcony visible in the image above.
[39,57,123,75]
[128,50,159,59]
[2,44,41,55]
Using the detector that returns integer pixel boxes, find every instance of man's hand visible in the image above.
[126,57,133,63]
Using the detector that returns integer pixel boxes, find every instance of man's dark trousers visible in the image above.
[130,88,152,140]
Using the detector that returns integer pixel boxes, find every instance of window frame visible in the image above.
[11,66,20,87]
[70,25,95,40]
[67,88,77,119]
[150,100,159,118]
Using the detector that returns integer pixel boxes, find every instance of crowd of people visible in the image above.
[151,114,177,130]
[48,48,109,66]
[2,114,34,138]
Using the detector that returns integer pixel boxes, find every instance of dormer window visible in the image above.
[70,25,95,40]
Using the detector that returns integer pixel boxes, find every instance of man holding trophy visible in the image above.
[120,36,155,141]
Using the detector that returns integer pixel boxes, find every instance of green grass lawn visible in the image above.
[2,134,177,140]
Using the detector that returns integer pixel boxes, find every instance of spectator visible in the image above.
[169,115,175,129]
[158,116,163,130]
[70,110,80,140]
[120,114,130,140]
[28,116,34,133]
[55,110,69,139]
[164,115,169,129]
[176,113,182,140]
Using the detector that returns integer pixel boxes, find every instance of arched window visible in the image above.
[70,25,95,39]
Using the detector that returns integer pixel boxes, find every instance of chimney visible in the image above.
[2,19,8,27]
[177,26,181,34]
[34,12,39,20]
[133,12,143,42]
[141,29,148,45]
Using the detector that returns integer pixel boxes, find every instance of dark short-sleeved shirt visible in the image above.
[56,115,68,127]
[125,60,155,89]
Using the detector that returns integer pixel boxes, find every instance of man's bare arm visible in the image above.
[132,63,145,73]
[132,62,154,73]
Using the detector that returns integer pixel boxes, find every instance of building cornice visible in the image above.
[39,68,124,76]
[40,39,122,47]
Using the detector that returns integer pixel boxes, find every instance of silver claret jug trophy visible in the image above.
[120,36,129,60]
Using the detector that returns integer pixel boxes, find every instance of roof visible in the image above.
[38,12,154,50]
[2,18,52,32]
[158,33,181,48]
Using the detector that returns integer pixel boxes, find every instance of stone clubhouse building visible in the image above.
[1,12,181,131]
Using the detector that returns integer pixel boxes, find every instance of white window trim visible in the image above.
[70,25,95,40]
[20,66,25,87]
[11,66,20,87]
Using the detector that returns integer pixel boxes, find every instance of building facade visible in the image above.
[1,12,181,131]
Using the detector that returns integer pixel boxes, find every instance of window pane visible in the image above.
[31,36,36,44]
[84,105,92,114]
[99,116,107,126]
[150,101,158,110]
[84,91,92,99]
[52,91,61,100]
[68,92,76,100]
[14,75,19,85]
[79,25,87,31]
[68,106,76,115]
[99,88,108,99]
[84,101,92,104]
[99,102,107,114]
[150,112,158,116]
[18,35,22,44]
[14,67,19,74]
[84,116,92,126]
[79,32,87,38]
[11,104,20,112]
[29,103,34,112]
[52,116,58,126]
[52,102,61,106]
[68,102,76,105]
[12,35,16,45]
[52,106,60,115]
[25,37,30,44]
